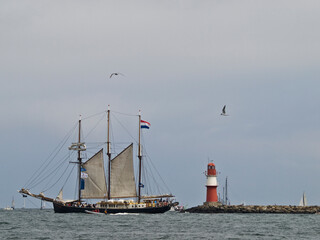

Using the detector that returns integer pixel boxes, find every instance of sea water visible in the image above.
[1,209,320,239]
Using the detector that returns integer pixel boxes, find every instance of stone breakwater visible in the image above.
[185,205,320,214]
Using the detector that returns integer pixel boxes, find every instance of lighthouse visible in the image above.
[205,162,218,205]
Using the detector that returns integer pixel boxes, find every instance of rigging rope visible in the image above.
[26,197,39,208]
[144,153,172,194]
[112,110,138,117]
[28,152,74,190]
[84,113,106,139]
[111,112,138,145]
[24,122,78,189]
[143,158,163,195]
[141,133,172,194]
[60,164,76,192]
[82,111,106,120]
[42,159,73,193]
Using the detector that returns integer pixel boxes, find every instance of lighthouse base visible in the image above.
[203,201,222,207]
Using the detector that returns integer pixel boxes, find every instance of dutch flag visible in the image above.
[140,120,151,129]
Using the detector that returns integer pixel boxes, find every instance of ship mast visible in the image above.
[225,177,228,205]
[77,115,82,203]
[107,105,111,199]
[68,115,86,203]
[138,110,142,203]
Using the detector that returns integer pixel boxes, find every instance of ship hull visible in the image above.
[53,202,171,214]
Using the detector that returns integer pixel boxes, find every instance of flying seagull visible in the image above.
[221,105,228,116]
[109,72,125,78]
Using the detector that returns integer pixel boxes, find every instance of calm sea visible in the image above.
[1,209,320,239]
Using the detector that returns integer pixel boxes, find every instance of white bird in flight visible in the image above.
[221,105,228,116]
[109,72,125,78]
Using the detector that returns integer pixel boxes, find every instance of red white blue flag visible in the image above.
[140,120,151,129]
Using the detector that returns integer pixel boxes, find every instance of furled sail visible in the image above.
[110,144,137,198]
[81,149,107,199]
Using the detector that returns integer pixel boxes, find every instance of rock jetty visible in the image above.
[185,204,320,214]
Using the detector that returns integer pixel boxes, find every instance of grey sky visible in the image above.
[1,0,320,208]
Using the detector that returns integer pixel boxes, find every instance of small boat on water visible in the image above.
[19,107,176,214]
[3,197,15,211]
[173,205,185,212]
[3,206,14,211]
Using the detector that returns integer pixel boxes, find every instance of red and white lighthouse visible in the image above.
[205,163,218,203]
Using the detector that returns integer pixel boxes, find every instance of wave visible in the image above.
[110,213,139,216]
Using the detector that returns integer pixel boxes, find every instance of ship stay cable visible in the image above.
[24,123,78,189]
[28,152,74,190]
[84,113,106,140]
[141,133,172,194]
[111,112,139,145]
[111,110,138,117]
[25,124,77,188]
[141,166,149,195]
[58,164,76,194]
[137,137,157,196]
[140,159,163,196]
[42,161,74,192]
[84,142,107,146]
[28,140,76,189]
[144,153,171,194]
[143,159,162,195]
[145,154,166,194]
[107,115,137,155]
[82,111,106,121]
[26,196,39,208]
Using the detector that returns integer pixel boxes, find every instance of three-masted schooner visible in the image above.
[19,107,176,213]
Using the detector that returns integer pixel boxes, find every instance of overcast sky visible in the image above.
[1,0,320,208]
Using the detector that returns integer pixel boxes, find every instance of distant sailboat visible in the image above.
[299,192,307,206]
[3,197,15,211]
[40,199,45,210]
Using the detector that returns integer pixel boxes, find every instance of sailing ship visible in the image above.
[299,192,307,207]
[19,107,176,213]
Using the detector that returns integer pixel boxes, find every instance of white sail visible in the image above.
[56,189,63,201]
[110,144,137,198]
[299,192,307,206]
[81,149,108,199]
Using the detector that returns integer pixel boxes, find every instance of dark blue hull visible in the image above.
[53,202,171,214]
